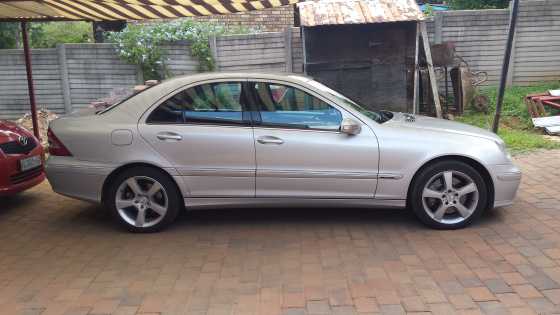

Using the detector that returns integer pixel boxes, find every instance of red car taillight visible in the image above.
[47,127,72,156]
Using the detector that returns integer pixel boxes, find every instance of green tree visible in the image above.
[0,22,81,49]
[448,0,509,9]
[0,23,19,49]
[31,22,93,48]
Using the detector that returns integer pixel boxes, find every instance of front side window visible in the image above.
[147,82,245,125]
[306,80,392,123]
[251,82,342,131]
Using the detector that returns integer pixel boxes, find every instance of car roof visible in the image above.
[146,71,315,104]
[158,72,313,88]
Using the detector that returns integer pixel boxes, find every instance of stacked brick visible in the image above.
[194,5,294,32]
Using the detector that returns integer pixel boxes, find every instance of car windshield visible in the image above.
[306,80,392,124]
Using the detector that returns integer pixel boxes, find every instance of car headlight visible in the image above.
[495,139,512,161]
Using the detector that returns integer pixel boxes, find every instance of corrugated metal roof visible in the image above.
[297,0,424,27]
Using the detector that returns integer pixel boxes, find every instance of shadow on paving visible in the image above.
[72,204,425,232]
[1,189,509,233]
[182,206,417,226]
[181,205,506,228]
[0,193,43,216]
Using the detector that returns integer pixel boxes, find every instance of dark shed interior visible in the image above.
[303,22,417,113]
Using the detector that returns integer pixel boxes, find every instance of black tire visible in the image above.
[107,166,181,233]
[409,160,488,230]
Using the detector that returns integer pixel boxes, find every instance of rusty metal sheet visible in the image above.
[298,0,424,27]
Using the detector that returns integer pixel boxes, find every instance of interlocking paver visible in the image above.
[484,279,513,294]
[513,284,544,299]
[3,150,560,314]
[306,300,331,314]
[501,272,528,286]
[353,297,378,313]
[466,287,496,302]
[448,294,477,310]
[401,295,427,312]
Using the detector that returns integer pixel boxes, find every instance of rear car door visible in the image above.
[248,80,379,198]
[139,80,256,197]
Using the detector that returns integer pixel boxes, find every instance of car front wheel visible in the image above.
[410,160,488,229]
[107,167,181,232]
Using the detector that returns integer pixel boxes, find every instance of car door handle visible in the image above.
[257,136,284,145]
[156,132,182,141]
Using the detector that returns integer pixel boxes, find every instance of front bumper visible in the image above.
[0,145,45,196]
[491,163,522,207]
[0,168,45,196]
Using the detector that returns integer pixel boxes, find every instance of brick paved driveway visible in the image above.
[1,150,560,315]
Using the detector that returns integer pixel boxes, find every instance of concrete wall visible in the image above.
[64,44,141,110]
[0,49,65,119]
[429,0,560,88]
[0,31,298,119]
[0,44,140,119]
[162,42,199,77]
[429,9,510,86]
[213,32,290,72]
[512,0,560,85]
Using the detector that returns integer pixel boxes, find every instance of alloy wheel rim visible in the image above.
[116,176,168,228]
[421,170,479,225]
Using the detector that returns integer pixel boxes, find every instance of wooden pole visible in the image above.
[492,0,520,133]
[420,21,443,118]
[21,21,40,139]
[412,22,420,114]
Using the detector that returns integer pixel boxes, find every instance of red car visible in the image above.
[0,120,45,196]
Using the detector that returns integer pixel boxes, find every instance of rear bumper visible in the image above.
[45,156,113,202]
[491,163,522,208]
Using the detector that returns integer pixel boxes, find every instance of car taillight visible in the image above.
[47,127,72,156]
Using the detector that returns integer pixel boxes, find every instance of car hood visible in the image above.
[0,120,32,144]
[385,113,502,143]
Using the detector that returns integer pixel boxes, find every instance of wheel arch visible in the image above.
[406,155,495,210]
[101,162,183,205]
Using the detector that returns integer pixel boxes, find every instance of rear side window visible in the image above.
[147,82,246,125]
[251,82,342,131]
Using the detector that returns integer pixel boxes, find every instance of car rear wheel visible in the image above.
[410,160,488,229]
[107,167,180,232]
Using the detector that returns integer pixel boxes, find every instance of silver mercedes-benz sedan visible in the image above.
[45,73,521,232]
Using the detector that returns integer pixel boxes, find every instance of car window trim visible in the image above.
[145,79,252,127]
[246,80,343,133]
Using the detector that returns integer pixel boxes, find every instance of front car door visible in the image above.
[139,80,256,197]
[248,80,379,198]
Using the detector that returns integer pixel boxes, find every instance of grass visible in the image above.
[455,81,560,154]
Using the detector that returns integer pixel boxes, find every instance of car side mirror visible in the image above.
[340,118,361,135]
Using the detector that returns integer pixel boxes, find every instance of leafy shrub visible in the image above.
[106,20,257,80]
[448,0,509,10]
